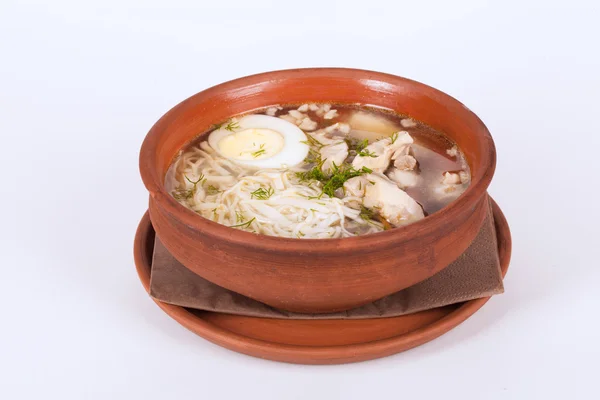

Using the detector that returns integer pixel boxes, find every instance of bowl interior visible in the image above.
[144,69,492,184]
[140,68,495,249]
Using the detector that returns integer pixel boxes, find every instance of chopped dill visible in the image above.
[359,205,375,221]
[321,163,372,198]
[296,231,305,238]
[354,140,377,157]
[357,148,377,158]
[300,135,324,164]
[251,144,266,158]
[211,208,218,218]
[303,147,322,164]
[185,174,205,186]
[224,120,240,132]
[206,185,221,195]
[229,217,256,229]
[355,139,369,152]
[250,186,274,200]
[309,208,317,212]
[235,210,245,223]
[368,180,376,185]
[296,160,326,183]
[173,174,205,200]
[390,132,399,144]
[359,204,390,229]
[172,189,194,200]
[300,135,325,149]
[297,162,372,198]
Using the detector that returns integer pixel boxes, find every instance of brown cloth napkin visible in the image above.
[149,205,503,319]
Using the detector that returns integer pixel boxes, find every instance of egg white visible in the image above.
[208,114,309,169]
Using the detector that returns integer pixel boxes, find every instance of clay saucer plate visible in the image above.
[134,197,511,365]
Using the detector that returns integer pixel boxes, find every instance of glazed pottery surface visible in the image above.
[139,68,496,313]
[133,198,511,364]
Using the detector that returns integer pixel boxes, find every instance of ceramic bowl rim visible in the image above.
[139,67,496,253]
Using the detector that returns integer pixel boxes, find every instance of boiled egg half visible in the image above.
[208,115,309,169]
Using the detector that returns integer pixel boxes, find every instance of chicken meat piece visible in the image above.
[308,130,349,173]
[279,109,318,131]
[343,173,424,227]
[400,118,417,128]
[320,142,349,172]
[387,168,419,189]
[393,154,417,170]
[441,172,462,185]
[352,131,414,173]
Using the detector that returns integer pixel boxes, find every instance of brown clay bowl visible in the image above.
[139,68,496,314]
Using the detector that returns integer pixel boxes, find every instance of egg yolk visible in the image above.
[217,128,285,161]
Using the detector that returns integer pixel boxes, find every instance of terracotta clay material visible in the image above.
[139,68,496,313]
[133,198,511,365]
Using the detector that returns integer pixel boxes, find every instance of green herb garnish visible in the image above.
[296,159,327,183]
[390,132,399,144]
[301,135,325,149]
[296,161,372,198]
[185,174,205,186]
[359,205,375,221]
[172,189,194,200]
[251,144,266,158]
[321,163,372,197]
[355,139,369,152]
[172,174,205,200]
[357,148,377,158]
[230,217,256,229]
[235,211,245,223]
[353,139,377,157]
[206,185,221,195]
[224,120,240,132]
[250,186,274,200]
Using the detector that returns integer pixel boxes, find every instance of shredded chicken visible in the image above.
[315,103,332,117]
[352,131,414,173]
[299,118,318,131]
[279,109,318,131]
[394,154,417,170]
[400,118,417,128]
[279,114,298,124]
[433,183,462,200]
[308,130,349,173]
[265,106,282,116]
[446,146,458,158]
[387,169,419,189]
[323,109,339,120]
[435,170,469,200]
[325,122,350,135]
[442,172,462,185]
[343,173,424,227]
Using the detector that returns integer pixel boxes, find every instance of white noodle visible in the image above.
[167,141,384,239]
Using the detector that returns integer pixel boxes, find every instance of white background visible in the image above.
[1,0,599,398]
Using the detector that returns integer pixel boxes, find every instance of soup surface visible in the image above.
[165,104,470,239]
